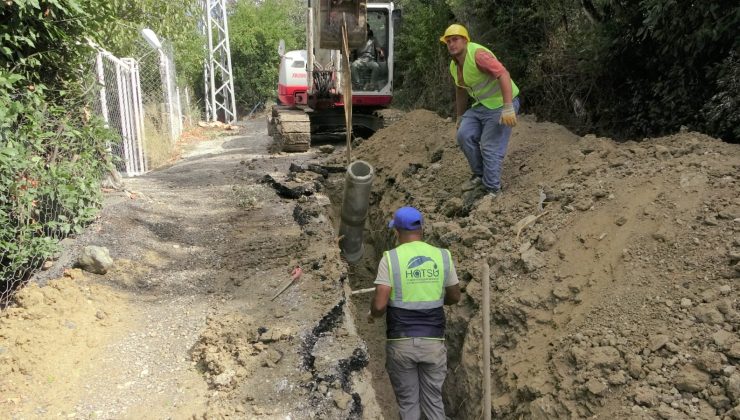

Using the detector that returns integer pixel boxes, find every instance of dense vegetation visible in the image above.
[228,0,305,114]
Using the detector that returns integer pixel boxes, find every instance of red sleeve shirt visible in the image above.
[474,49,507,78]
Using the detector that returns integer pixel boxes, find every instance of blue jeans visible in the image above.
[456,97,520,192]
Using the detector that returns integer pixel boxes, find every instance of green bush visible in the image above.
[1,0,119,297]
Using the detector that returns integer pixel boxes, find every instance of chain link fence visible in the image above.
[1,37,199,306]
[94,39,189,173]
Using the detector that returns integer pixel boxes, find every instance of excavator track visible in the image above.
[267,106,311,152]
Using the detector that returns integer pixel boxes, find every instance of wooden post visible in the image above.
[341,15,353,166]
[482,261,491,420]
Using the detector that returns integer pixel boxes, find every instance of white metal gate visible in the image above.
[95,50,148,176]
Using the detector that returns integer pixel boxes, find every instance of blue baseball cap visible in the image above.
[388,206,423,230]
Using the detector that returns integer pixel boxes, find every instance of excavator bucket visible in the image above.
[317,0,367,49]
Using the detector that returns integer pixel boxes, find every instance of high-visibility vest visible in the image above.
[449,42,519,109]
[384,241,452,339]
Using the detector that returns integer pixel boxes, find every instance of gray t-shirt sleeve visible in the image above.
[374,254,391,286]
[444,251,460,288]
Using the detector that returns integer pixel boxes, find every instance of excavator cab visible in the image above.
[350,9,390,92]
[269,1,397,152]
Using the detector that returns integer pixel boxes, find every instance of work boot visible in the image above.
[462,184,487,209]
[461,175,482,192]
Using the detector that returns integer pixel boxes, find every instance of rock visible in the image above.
[461,225,493,246]
[673,365,711,393]
[713,330,737,349]
[708,394,731,410]
[633,386,659,407]
[719,285,732,295]
[75,246,114,275]
[266,349,283,364]
[728,373,740,402]
[318,144,335,154]
[649,335,670,352]
[212,370,236,388]
[664,342,680,353]
[440,198,464,217]
[646,357,663,371]
[608,370,628,385]
[552,285,571,300]
[521,248,547,273]
[656,403,683,419]
[728,342,740,359]
[627,356,644,378]
[438,230,462,247]
[573,346,622,370]
[654,145,672,160]
[680,298,692,308]
[586,378,607,396]
[535,230,557,251]
[574,197,594,211]
[727,404,740,420]
[333,390,353,410]
[528,394,569,419]
[694,304,725,324]
[695,351,724,374]
[615,216,628,226]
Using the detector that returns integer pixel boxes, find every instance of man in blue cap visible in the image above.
[367,206,461,420]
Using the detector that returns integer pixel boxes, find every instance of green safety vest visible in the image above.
[449,42,519,109]
[385,241,451,309]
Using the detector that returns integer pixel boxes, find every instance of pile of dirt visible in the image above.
[0,269,130,417]
[337,109,739,419]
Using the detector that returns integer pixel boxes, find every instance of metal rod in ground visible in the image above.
[482,261,491,420]
[350,287,375,295]
[271,278,295,301]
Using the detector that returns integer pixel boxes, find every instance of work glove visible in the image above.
[500,103,517,127]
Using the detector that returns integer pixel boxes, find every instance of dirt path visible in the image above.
[1,119,383,419]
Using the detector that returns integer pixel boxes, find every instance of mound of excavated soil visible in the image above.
[340,109,740,419]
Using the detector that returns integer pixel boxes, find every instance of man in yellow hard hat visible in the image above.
[440,24,520,200]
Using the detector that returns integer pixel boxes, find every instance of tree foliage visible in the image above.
[228,0,305,112]
[100,0,204,88]
[393,0,739,142]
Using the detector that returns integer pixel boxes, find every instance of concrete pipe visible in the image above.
[339,160,374,263]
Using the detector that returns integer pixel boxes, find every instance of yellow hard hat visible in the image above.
[439,24,470,43]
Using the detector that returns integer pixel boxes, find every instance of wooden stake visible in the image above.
[482,261,491,420]
[341,14,353,166]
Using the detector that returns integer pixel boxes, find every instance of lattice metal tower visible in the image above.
[202,0,237,123]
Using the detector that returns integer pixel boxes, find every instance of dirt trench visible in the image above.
[1,109,738,420]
